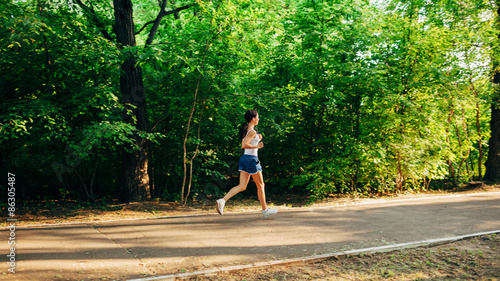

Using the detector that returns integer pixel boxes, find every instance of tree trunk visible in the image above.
[114,0,151,201]
[484,102,500,181]
[484,2,500,182]
[476,102,483,179]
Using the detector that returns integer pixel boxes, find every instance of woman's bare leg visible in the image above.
[252,171,267,211]
[223,172,251,202]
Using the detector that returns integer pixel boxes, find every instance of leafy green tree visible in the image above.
[72,0,192,201]
[252,0,495,199]
[0,1,133,200]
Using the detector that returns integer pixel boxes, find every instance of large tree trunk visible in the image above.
[484,102,500,181]
[114,0,151,201]
[484,2,500,182]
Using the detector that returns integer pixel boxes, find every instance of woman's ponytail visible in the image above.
[238,122,248,142]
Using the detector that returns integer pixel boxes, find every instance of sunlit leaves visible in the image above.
[1,0,496,201]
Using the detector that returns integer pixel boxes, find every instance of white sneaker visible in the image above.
[262,208,278,218]
[216,199,225,216]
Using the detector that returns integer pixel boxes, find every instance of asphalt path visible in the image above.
[1,192,500,280]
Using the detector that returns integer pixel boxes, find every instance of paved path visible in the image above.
[2,192,500,280]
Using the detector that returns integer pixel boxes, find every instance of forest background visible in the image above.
[2,0,500,205]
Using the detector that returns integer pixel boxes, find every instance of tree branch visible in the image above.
[141,3,192,46]
[73,0,113,41]
[136,20,155,35]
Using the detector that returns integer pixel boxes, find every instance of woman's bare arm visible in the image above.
[241,130,264,149]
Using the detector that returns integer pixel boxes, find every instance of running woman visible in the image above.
[216,110,278,218]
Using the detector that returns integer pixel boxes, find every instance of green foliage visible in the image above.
[0,1,145,200]
[1,0,497,202]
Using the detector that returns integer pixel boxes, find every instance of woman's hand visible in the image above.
[241,130,264,149]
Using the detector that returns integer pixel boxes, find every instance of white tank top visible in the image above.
[244,129,259,156]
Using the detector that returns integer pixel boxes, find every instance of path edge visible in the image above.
[127,230,500,281]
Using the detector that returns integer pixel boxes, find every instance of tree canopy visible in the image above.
[1,0,499,203]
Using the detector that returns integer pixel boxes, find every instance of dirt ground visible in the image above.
[191,234,500,281]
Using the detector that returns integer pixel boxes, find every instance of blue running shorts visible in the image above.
[238,154,262,175]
